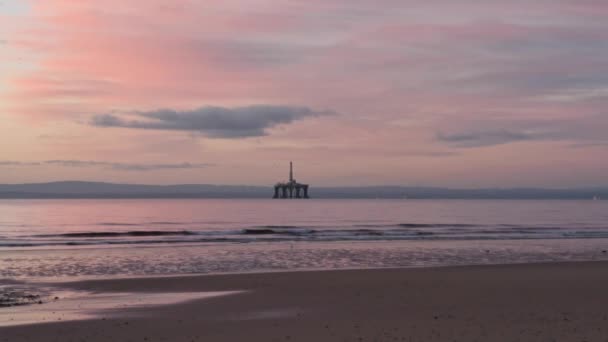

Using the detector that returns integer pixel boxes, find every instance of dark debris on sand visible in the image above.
[0,287,46,307]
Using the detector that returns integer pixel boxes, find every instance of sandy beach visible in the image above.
[0,261,607,341]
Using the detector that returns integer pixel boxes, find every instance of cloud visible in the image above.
[91,105,333,138]
[437,130,532,148]
[568,142,608,149]
[3,0,608,187]
[0,160,212,171]
[0,161,41,166]
[437,114,608,148]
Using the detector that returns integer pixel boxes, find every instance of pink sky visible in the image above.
[1,0,607,187]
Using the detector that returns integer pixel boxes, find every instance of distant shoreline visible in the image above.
[1,194,606,199]
[0,181,606,199]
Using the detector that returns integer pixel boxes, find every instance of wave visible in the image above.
[243,226,314,235]
[3,233,608,248]
[243,229,279,235]
[98,222,142,227]
[353,223,481,228]
[397,223,480,228]
[37,230,197,238]
[4,222,608,249]
[0,238,240,248]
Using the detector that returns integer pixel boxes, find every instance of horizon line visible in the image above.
[1,180,608,190]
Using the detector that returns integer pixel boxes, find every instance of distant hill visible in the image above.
[0,181,607,199]
[0,181,265,198]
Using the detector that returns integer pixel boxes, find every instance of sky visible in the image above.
[1,0,607,187]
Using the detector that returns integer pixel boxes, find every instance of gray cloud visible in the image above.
[0,161,41,166]
[567,142,608,149]
[437,114,608,148]
[0,160,212,171]
[91,105,332,138]
[437,130,532,148]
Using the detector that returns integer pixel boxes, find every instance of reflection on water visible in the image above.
[1,199,608,279]
[1,199,608,248]
[0,289,239,327]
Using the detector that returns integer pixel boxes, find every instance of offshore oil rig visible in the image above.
[273,162,310,199]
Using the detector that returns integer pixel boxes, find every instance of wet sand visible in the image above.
[2,261,608,341]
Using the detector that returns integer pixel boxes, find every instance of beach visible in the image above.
[2,199,608,341]
[2,261,608,341]
[3,0,608,338]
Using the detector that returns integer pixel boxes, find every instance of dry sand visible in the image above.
[2,261,608,341]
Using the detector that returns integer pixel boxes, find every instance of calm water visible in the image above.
[1,199,608,279]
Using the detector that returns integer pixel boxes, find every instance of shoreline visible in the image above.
[3,234,608,251]
[13,257,608,283]
[4,237,608,280]
[2,260,608,341]
[0,258,608,287]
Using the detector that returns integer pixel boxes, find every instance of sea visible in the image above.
[1,199,608,280]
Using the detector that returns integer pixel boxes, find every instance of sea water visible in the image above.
[1,199,607,279]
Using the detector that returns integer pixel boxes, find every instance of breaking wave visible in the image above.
[2,223,608,249]
[38,231,197,238]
